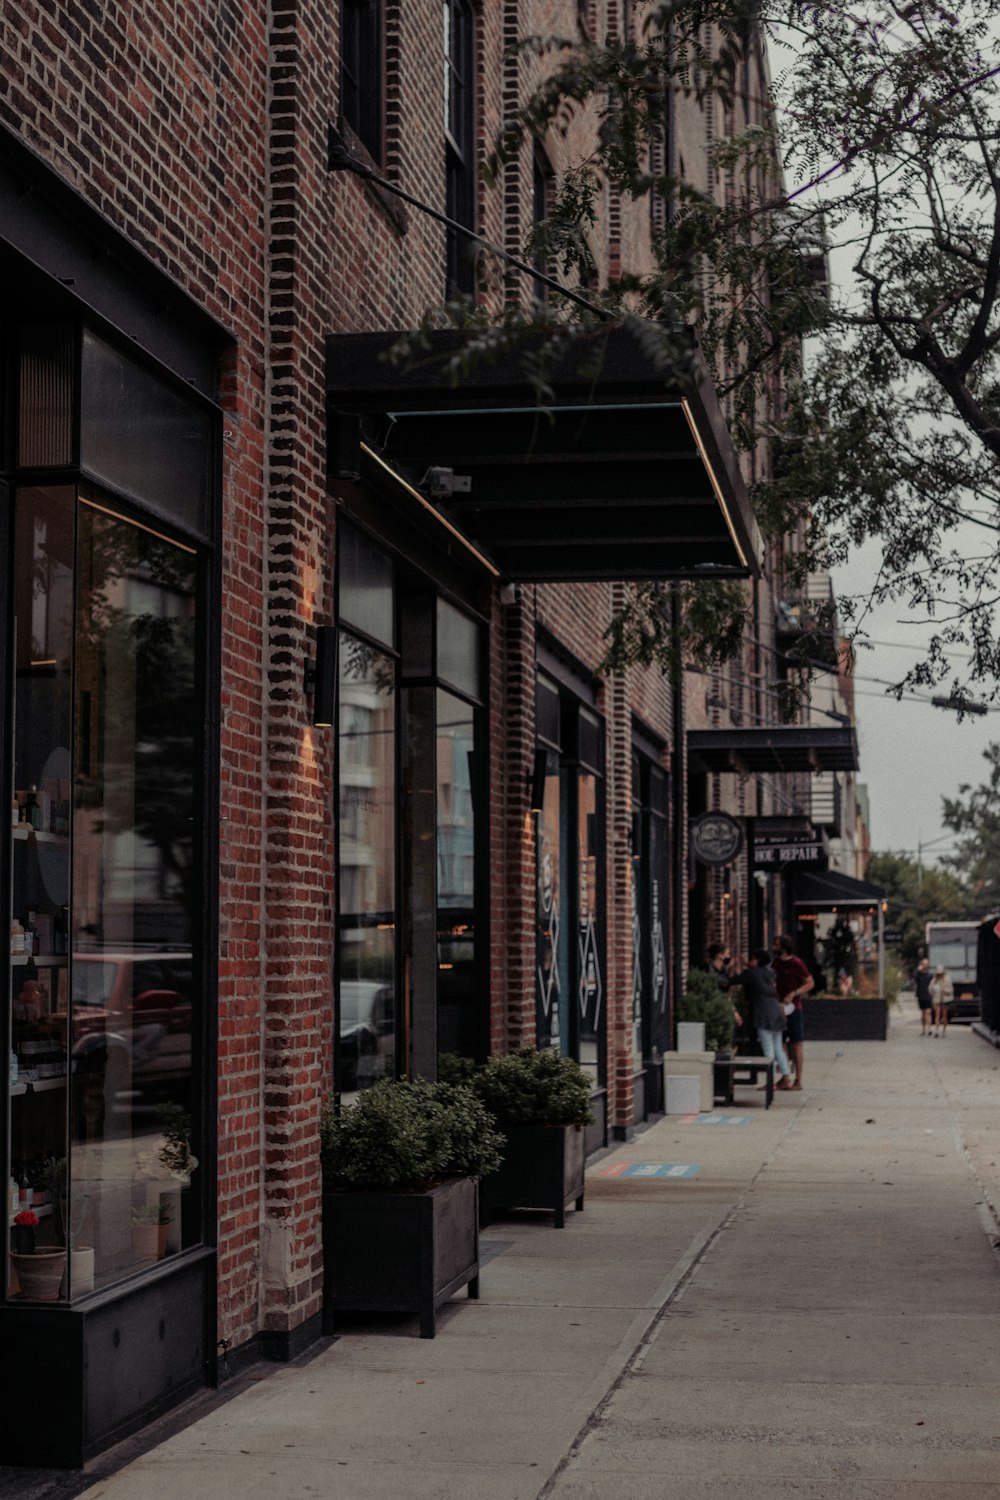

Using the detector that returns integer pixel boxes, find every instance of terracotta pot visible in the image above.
[10,1249,67,1301]
[131,1223,168,1261]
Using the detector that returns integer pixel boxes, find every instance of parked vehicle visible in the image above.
[925,922,980,1022]
[71,950,193,1109]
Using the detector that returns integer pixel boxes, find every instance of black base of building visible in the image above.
[258,1311,325,1364]
[0,1251,215,1469]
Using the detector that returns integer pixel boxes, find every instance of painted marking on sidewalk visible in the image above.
[680,1113,750,1126]
[598,1162,702,1179]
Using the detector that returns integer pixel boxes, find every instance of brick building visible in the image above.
[0,0,859,1467]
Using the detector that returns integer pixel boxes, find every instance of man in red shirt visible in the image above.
[773,934,814,1091]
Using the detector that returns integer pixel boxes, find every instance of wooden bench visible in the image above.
[713,1055,775,1108]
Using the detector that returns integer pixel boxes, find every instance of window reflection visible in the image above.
[71,499,199,1290]
[337,632,396,1099]
[577,772,602,1079]
[436,690,477,1063]
[8,487,202,1303]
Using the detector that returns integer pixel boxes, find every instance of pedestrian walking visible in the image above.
[773,934,814,1091]
[929,964,954,1037]
[913,957,934,1036]
[734,948,794,1090]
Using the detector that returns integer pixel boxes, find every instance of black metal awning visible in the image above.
[791,869,885,910]
[325,324,761,582]
[687,725,859,775]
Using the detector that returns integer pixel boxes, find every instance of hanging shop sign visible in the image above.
[753,832,827,870]
[691,812,744,866]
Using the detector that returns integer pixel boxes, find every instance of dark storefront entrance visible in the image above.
[0,131,228,1466]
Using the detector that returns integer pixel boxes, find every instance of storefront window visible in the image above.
[8,486,203,1301]
[337,631,397,1098]
[534,682,605,1080]
[436,689,477,1062]
[632,754,670,1064]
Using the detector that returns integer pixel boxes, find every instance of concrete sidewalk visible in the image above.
[17,1005,1000,1499]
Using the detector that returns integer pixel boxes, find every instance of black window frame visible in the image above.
[444,0,477,297]
[340,0,383,164]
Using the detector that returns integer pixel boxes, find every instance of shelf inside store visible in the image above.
[11,826,68,845]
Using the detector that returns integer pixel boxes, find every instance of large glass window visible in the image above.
[534,681,605,1083]
[632,752,670,1067]
[337,632,397,1099]
[8,486,203,1301]
[436,689,477,1063]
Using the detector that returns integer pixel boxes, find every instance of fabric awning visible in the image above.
[325,323,761,582]
[687,725,859,775]
[791,869,885,910]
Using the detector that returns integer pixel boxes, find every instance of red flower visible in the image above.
[14,1209,39,1228]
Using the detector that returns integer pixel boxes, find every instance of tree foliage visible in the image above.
[867,850,971,968]
[941,741,1000,909]
[433,0,1000,694]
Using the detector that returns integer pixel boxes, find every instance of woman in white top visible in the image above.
[929,966,954,1037]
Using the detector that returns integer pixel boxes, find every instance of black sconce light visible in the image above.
[528,747,548,812]
[305,625,337,727]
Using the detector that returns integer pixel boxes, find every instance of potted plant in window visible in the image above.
[471,1048,594,1228]
[131,1202,172,1262]
[320,1078,504,1338]
[41,1155,95,1295]
[9,1209,67,1301]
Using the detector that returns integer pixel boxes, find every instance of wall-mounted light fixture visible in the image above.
[304,625,337,727]
[528,747,548,812]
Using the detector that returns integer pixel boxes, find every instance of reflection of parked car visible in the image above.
[338,981,394,1092]
[71,951,193,1109]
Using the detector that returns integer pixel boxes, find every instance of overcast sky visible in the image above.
[831,547,997,864]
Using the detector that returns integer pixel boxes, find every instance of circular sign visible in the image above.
[691,812,744,866]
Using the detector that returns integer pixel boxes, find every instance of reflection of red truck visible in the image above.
[70,952,193,1107]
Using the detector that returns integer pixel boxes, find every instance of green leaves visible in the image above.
[471,1048,595,1128]
[319,1080,505,1191]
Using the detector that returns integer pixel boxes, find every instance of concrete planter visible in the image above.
[480,1123,586,1228]
[676,1021,707,1053]
[662,1050,715,1111]
[804,996,888,1041]
[322,1175,480,1339]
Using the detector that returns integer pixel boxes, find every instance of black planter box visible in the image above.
[480,1122,586,1227]
[804,995,888,1041]
[322,1175,479,1339]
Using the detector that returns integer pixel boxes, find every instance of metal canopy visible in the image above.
[687,725,859,775]
[791,869,885,910]
[326,325,761,582]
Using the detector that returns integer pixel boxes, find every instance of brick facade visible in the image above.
[0,0,802,1452]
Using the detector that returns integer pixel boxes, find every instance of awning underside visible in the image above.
[791,869,885,909]
[687,725,859,774]
[326,326,761,582]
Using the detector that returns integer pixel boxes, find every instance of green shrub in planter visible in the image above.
[677,968,735,1054]
[471,1047,594,1128]
[320,1079,504,1191]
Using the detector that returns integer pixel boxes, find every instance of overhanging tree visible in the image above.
[441,0,1000,693]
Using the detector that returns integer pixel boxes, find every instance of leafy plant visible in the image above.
[470,1047,594,1129]
[41,1156,91,1249]
[131,1203,172,1226]
[677,968,735,1055]
[319,1079,504,1191]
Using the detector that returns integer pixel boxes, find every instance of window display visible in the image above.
[7,486,202,1301]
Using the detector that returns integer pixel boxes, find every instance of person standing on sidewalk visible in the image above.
[914,957,934,1036]
[734,949,794,1090]
[929,964,954,1037]
[774,934,814,1091]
